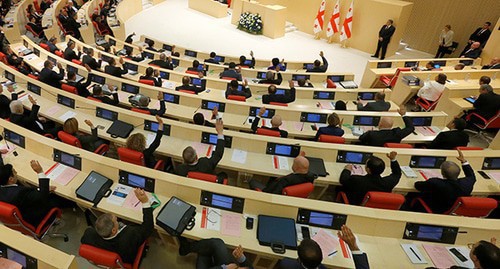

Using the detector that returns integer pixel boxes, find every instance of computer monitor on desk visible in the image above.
[328,75,345,82]
[377,62,392,68]
[0,242,38,269]
[121,83,139,94]
[90,74,106,85]
[353,116,380,126]
[185,50,198,58]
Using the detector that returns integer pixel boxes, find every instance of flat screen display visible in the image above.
[214,56,225,63]
[358,117,373,125]
[128,174,146,188]
[275,144,292,156]
[91,74,105,84]
[307,114,321,123]
[211,194,233,209]
[377,62,392,68]
[121,83,139,94]
[275,89,285,95]
[328,75,345,82]
[159,71,169,79]
[309,211,334,227]
[358,92,375,100]
[418,157,438,168]
[61,152,75,166]
[207,102,219,110]
[345,152,363,163]
[7,248,27,267]
[417,226,444,240]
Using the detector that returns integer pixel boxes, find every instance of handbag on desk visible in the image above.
[156,196,196,236]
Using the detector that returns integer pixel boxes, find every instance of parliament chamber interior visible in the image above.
[0,0,499,268]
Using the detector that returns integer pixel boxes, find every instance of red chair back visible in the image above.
[282,183,314,198]
[318,135,345,144]
[131,107,151,115]
[256,128,281,137]
[61,83,78,94]
[227,95,246,102]
[25,25,41,37]
[466,111,500,130]
[117,147,145,166]
[220,76,236,81]
[455,146,483,150]
[55,50,64,58]
[34,0,41,12]
[39,43,50,51]
[79,244,125,268]
[58,131,82,148]
[185,70,199,75]
[87,96,103,102]
[187,172,228,185]
[445,197,498,218]
[72,59,83,65]
[28,74,39,80]
[269,102,288,107]
[389,67,411,88]
[0,52,7,65]
[416,96,440,111]
[138,79,154,86]
[361,192,405,210]
[384,143,413,148]
[178,89,196,94]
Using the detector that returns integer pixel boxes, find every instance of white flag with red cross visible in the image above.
[340,1,354,41]
[326,0,341,37]
[313,0,326,34]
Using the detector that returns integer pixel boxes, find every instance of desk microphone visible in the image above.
[41,88,57,97]
[76,106,95,110]
[134,122,145,128]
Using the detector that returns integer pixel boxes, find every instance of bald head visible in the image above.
[440,161,460,180]
[271,115,282,127]
[471,42,480,49]
[378,117,394,129]
[292,156,309,174]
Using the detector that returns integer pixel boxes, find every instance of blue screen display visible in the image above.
[163,93,175,102]
[143,51,154,59]
[255,108,269,117]
[294,75,306,80]
[329,75,344,82]
[304,63,314,69]
[126,63,138,71]
[418,157,437,167]
[214,56,224,62]
[309,212,334,226]
[359,117,373,125]
[7,248,27,267]
[159,71,169,79]
[212,194,232,209]
[150,122,159,131]
[185,50,197,57]
[91,75,105,84]
[412,118,426,126]
[128,174,146,188]
[122,83,139,93]
[243,59,253,65]
[207,102,219,110]
[208,134,218,145]
[359,92,374,100]
[100,109,114,120]
[345,152,363,163]
[275,89,285,95]
[61,96,73,106]
[61,152,75,166]
[307,114,321,122]
[491,158,500,169]
[192,78,202,86]
[275,145,292,156]
[417,226,443,240]
[257,72,266,79]
[318,92,330,99]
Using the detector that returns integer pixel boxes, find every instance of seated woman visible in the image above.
[63,118,106,152]
[314,113,344,141]
[125,115,164,169]
[139,67,162,87]
[416,73,447,104]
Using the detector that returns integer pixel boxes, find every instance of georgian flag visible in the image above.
[313,0,326,34]
[326,0,341,37]
[339,1,354,41]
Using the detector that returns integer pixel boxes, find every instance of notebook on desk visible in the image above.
[306,156,328,177]
[257,215,297,250]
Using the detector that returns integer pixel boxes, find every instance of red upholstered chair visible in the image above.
[410,197,434,213]
[318,135,345,144]
[384,143,413,148]
[0,52,7,65]
[117,147,165,171]
[444,197,498,217]
[282,183,314,198]
[25,25,43,38]
[256,128,281,137]
[0,201,68,241]
[326,79,336,88]
[55,50,64,58]
[131,107,151,115]
[220,76,236,81]
[227,95,246,102]
[58,131,109,155]
[454,146,483,151]
[269,102,288,107]
[33,0,41,12]
[187,172,228,185]
[28,74,39,80]
[227,0,231,7]
[57,19,74,37]
[360,192,405,210]
[185,70,199,75]
[138,79,154,86]
[39,43,50,51]
[379,67,411,89]
[465,111,500,143]
[61,83,78,94]
[178,89,196,94]
[415,96,441,111]
[79,241,147,269]
[72,59,83,65]
[87,96,103,102]
[92,21,110,36]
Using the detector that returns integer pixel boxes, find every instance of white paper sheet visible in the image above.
[59,111,77,121]
[231,149,247,164]
[401,243,428,264]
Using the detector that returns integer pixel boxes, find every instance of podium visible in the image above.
[231,0,286,39]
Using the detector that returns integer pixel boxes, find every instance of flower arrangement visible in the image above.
[237,12,263,35]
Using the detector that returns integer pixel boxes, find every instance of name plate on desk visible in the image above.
[201,132,232,148]
[119,170,155,193]
[353,116,380,126]
[144,120,171,136]
[200,191,244,214]
[266,142,300,158]
[300,112,327,123]
[297,208,347,230]
[0,242,38,269]
[54,149,82,170]
[4,129,25,148]
[403,222,458,244]
[249,107,275,119]
[57,94,75,109]
[201,100,226,112]
[410,156,446,169]
[27,82,41,95]
[482,157,500,170]
[337,151,372,164]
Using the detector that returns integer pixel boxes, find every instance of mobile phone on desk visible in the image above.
[478,171,490,179]
[246,217,254,230]
[301,226,311,239]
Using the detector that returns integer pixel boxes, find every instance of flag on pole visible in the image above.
[326,0,341,37]
[340,1,354,41]
[313,0,326,34]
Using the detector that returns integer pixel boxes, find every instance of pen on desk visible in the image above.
[328,250,338,257]
[134,201,140,207]
[243,116,249,125]
[409,247,421,261]
[194,105,201,113]
[300,122,304,131]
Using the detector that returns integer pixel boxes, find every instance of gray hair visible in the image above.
[480,84,493,93]
[10,100,24,114]
[95,213,115,238]
[440,161,460,180]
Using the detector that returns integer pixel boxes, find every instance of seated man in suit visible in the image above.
[249,155,317,194]
[187,60,206,76]
[139,67,162,87]
[359,108,414,147]
[0,159,58,227]
[280,225,370,269]
[460,42,482,59]
[5,46,32,75]
[193,107,218,127]
[65,69,92,97]
[306,51,328,73]
[178,238,252,268]
[39,60,65,89]
[81,188,153,264]
[144,39,157,52]
[412,149,475,214]
[251,107,288,138]
[27,15,47,40]
[258,68,283,85]
[268,57,285,71]
[105,57,128,78]
[225,79,252,99]
[482,57,500,70]
[262,80,296,104]
[339,151,401,205]
[428,118,469,149]
[46,37,61,53]
[0,85,16,119]
[297,79,313,88]
[175,75,205,94]
[123,46,144,62]
[63,40,82,61]
[58,8,81,40]
[175,119,225,177]
[467,84,500,124]
[314,113,344,140]
[9,97,43,134]
[132,92,166,116]
[468,238,500,269]
[149,53,174,70]
[357,92,390,111]
[204,52,220,64]
[237,51,255,68]
[82,47,102,71]
[219,62,242,81]
[90,85,119,105]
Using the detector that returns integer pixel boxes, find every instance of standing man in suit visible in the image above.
[175,119,225,177]
[306,51,328,73]
[81,188,153,264]
[339,151,401,205]
[412,150,476,213]
[461,22,491,55]
[262,80,296,104]
[39,60,65,89]
[359,108,414,147]
[0,159,58,227]
[249,155,317,194]
[372,20,396,60]
[357,92,391,111]
[428,118,469,149]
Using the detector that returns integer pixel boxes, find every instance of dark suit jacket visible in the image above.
[0,177,52,227]
[428,130,469,150]
[357,100,391,111]
[0,94,14,119]
[339,160,402,205]
[306,56,328,73]
[10,105,44,134]
[143,129,162,168]
[64,47,81,61]
[148,59,173,70]
[66,76,92,97]
[175,138,225,176]
[251,116,288,138]
[82,54,102,70]
[27,22,45,36]
[414,164,476,213]
[75,127,99,152]
[81,207,154,264]
[469,27,491,44]
[280,253,369,269]
[263,172,316,194]
[91,92,119,105]
[39,67,65,88]
[482,63,500,69]
[105,64,128,77]
[139,76,162,87]
[262,87,296,104]
[225,87,251,99]
[314,125,344,141]
[378,25,396,43]
[258,73,282,85]
[461,48,482,59]
[175,84,204,94]
[219,69,242,81]
[473,91,500,119]
[359,116,415,146]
